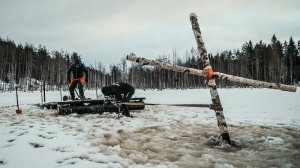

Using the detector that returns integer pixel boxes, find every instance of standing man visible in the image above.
[67,53,88,100]
[101,82,135,102]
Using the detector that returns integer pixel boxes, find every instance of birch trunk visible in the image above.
[126,54,296,92]
[190,13,231,143]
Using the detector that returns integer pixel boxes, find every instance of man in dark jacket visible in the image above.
[101,83,135,117]
[67,53,88,100]
[101,83,135,102]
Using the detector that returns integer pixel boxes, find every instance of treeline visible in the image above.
[0,35,299,91]
[0,37,108,91]
[212,35,300,87]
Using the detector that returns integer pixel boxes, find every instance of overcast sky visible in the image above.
[1,0,300,67]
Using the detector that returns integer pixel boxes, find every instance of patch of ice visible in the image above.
[202,154,215,161]
[262,136,285,145]
[215,163,235,168]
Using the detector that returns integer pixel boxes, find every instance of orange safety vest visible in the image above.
[70,76,86,85]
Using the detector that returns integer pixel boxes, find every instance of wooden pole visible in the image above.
[189,13,231,143]
[40,83,43,104]
[15,86,22,114]
[96,82,99,99]
[59,83,62,101]
[43,81,46,102]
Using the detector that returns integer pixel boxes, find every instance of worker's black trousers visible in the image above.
[69,80,84,99]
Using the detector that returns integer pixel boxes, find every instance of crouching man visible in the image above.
[101,83,135,102]
[101,83,135,117]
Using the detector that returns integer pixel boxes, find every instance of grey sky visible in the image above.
[1,0,300,67]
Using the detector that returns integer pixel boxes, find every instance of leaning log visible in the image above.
[126,54,297,92]
[190,13,231,144]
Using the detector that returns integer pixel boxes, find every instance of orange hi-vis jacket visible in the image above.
[70,76,86,85]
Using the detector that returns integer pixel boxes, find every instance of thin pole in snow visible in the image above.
[40,83,43,104]
[95,82,98,99]
[15,86,22,114]
[59,83,62,101]
[43,81,46,102]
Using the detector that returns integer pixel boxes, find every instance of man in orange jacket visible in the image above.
[67,53,88,100]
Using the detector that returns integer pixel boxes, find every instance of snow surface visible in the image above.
[0,88,300,167]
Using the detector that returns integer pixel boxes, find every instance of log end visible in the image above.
[126,53,136,61]
[280,85,297,92]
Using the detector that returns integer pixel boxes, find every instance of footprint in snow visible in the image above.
[57,155,90,165]
[52,146,74,153]
[0,144,15,148]
[29,142,44,148]
[47,131,57,135]
[38,134,55,139]
[7,139,16,142]
[18,131,29,136]
[0,159,7,165]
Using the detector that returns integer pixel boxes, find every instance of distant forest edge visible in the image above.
[0,35,300,91]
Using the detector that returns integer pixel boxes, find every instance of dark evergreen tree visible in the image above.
[286,37,298,83]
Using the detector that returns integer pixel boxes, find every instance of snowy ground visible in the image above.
[0,88,299,168]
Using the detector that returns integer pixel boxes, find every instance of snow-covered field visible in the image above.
[0,88,299,168]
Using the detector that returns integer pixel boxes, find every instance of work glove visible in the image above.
[68,79,71,84]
